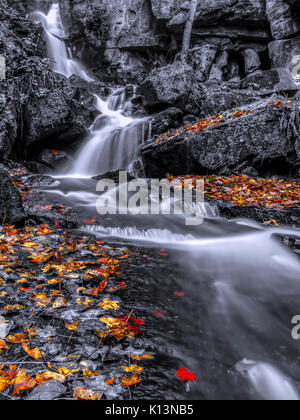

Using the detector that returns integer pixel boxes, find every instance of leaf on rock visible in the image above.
[73,386,104,400]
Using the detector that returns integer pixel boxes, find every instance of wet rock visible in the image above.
[26,380,66,400]
[0,170,26,226]
[141,99,300,177]
[141,62,194,109]
[241,69,298,96]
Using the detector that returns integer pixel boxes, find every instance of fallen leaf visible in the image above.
[73,386,104,400]
[121,374,141,387]
[177,367,196,381]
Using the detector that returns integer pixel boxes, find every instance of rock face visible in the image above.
[141,99,300,178]
[0,169,26,226]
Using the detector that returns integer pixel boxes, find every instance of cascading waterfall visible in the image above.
[30,3,93,81]
[69,90,147,177]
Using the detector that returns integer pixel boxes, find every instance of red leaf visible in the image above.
[177,367,196,381]
[154,310,164,319]
[54,218,59,229]
[131,317,145,325]
[175,293,185,297]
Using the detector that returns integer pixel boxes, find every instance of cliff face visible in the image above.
[21,1,300,85]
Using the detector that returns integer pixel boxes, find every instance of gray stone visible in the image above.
[269,36,300,79]
[242,49,261,75]
[266,0,300,39]
[241,68,298,96]
[141,99,299,177]
[141,61,194,107]
[26,381,66,400]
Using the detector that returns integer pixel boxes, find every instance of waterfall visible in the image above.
[69,90,148,177]
[30,2,93,82]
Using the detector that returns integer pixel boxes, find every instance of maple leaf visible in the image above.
[73,386,104,400]
[22,342,42,360]
[177,367,196,381]
[121,374,141,387]
[121,365,143,374]
[12,369,37,395]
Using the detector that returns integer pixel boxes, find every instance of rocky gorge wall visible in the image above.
[1,0,300,176]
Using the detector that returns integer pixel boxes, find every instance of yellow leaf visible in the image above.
[65,322,79,331]
[98,298,119,311]
[121,365,143,374]
[121,374,141,387]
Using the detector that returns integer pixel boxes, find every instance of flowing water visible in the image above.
[35,2,300,400]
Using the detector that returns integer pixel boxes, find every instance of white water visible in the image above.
[236,359,300,400]
[69,91,147,177]
[30,3,93,81]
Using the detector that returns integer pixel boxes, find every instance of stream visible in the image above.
[30,2,300,400]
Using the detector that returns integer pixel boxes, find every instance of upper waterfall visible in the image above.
[30,2,93,82]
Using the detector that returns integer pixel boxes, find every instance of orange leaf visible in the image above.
[121,374,141,387]
[22,342,42,360]
[73,386,104,400]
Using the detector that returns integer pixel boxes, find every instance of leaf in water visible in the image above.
[176,367,196,381]
[130,353,154,361]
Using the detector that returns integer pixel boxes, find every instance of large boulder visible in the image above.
[141,61,194,109]
[141,99,300,178]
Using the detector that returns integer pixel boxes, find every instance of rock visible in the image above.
[150,107,183,138]
[189,80,259,117]
[266,0,300,39]
[269,36,300,78]
[26,380,66,400]
[241,68,298,96]
[141,62,194,109]
[141,99,299,178]
[242,49,261,75]
[189,45,219,83]
[0,170,26,226]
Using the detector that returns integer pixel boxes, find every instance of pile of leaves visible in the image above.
[155,100,291,145]
[0,222,155,399]
[166,174,300,209]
